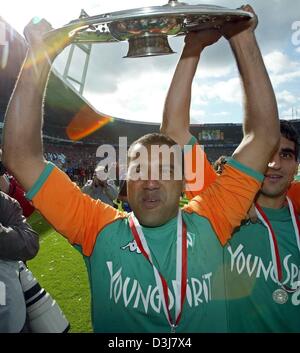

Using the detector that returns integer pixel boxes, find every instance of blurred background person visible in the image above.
[213,156,228,175]
[82,165,118,207]
[0,149,35,217]
[0,192,39,332]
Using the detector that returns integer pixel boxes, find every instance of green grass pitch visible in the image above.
[27,212,93,333]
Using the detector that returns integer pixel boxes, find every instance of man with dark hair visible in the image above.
[2,5,280,332]
[224,120,300,332]
[280,121,299,156]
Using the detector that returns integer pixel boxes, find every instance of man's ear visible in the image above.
[294,162,299,176]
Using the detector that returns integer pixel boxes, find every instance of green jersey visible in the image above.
[225,206,300,332]
[26,160,262,332]
[81,213,227,333]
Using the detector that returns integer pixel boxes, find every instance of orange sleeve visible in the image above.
[288,181,300,213]
[26,164,126,256]
[184,159,263,246]
[202,150,217,188]
[184,138,217,200]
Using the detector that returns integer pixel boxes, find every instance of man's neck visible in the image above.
[257,193,287,209]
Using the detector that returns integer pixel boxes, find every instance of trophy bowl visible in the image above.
[44,0,253,58]
[108,16,182,57]
[108,16,183,41]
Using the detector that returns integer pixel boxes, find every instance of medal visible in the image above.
[256,197,300,302]
[272,288,288,304]
[171,324,177,333]
[129,209,187,333]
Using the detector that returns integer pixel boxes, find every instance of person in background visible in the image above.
[0,192,39,332]
[0,149,35,217]
[0,151,69,333]
[0,150,38,332]
[213,156,227,175]
[116,180,132,212]
[82,165,118,206]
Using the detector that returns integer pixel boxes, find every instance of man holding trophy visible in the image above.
[2,4,282,332]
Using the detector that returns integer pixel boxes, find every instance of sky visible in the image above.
[1,0,300,124]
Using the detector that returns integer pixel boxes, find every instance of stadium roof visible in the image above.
[0,16,162,145]
[2,17,300,149]
[0,17,242,147]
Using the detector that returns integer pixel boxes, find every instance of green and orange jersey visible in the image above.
[181,136,300,332]
[26,159,262,333]
[184,136,217,199]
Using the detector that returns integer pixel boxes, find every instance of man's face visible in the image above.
[127,143,184,227]
[261,136,298,198]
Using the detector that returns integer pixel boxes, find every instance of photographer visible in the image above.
[82,165,119,206]
[0,192,39,332]
[0,151,69,333]
[0,151,39,332]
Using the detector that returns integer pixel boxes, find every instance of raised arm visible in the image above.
[161,30,221,147]
[2,19,73,191]
[224,5,280,172]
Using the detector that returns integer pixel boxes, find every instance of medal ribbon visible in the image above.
[129,209,187,330]
[255,197,300,287]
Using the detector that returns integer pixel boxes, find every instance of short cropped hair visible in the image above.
[280,120,299,160]
[128,133,184,177]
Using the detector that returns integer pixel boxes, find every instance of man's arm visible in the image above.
[185,159,263,245]
[162,5,279,174]
[161,31,220,197]
[0,192,39,261]
[2,19,72,191]
[1,20,126,256]
[223,5,280,172]
[161,30,221,147]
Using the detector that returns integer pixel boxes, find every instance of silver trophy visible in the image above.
[44,0,252,58]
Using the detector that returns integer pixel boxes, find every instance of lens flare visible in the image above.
[66,106,113,141]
